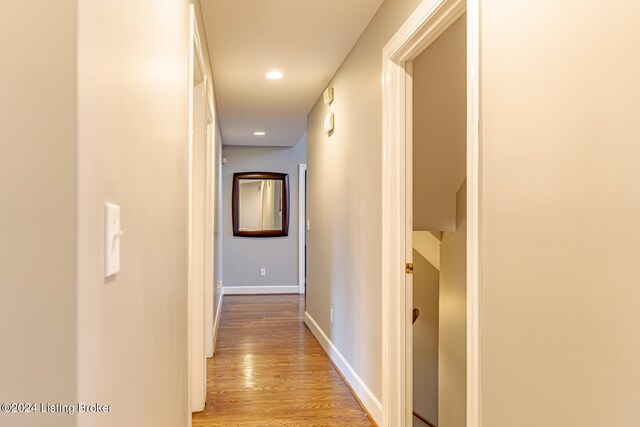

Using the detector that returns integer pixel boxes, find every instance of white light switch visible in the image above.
[104,203,123,278]
[306,219,311,231]
[260,268,266,277]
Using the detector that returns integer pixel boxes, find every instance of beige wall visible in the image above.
[481,1,640,425]
[412,182,466,427]
[438,180,466,427]
[214,119,223,310]
[412,250,439,426]
[191,80,207,410]
[76,1,190,426]
[412,17,466,425]
[306,0,422,401]
[413,14,467,232]
[2,1,219,425]
[0,2,77,426]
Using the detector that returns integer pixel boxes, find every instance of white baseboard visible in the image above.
[211,290,224,355]
[222,285,299,295]
[304,311,382,425]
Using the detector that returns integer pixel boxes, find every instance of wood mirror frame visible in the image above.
[232,172,290,237]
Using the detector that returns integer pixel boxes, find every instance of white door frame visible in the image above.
[188,3,210,419]
[187,7,194,424]
[380,0,481,426]
[298,163,307,294]
[204,117,215,360]
[204,32,217,361]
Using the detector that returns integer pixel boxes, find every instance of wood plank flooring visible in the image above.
[192,294,373,427]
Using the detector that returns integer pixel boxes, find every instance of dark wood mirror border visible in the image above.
[232,172,290,237]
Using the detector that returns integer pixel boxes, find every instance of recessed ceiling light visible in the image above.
[253,131,266,136]
[265,71,284,80]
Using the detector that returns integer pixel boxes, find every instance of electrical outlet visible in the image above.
[307,219,311,231]
[260,268,266,277]
[330,309,334,325]
[217,281,223,290]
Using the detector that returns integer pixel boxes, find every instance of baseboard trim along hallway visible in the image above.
[222,285,299,295]
[210,291,224,356]
[192,294,373,426]
[304,311,383,425]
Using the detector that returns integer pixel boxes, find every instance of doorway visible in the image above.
[381,0,480,426]
[298,163,307,296]
[188,3,215,419]
[411,13,466,427]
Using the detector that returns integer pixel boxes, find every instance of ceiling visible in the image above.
[201,0,384,147]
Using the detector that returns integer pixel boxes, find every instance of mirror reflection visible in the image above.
[238,179,283,231]
[232,172,289,237]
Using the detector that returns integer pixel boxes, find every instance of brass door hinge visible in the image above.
[405,263,414,274]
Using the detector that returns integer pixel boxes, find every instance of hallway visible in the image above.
[192,295,373,426]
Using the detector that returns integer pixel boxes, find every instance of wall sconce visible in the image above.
[323,87,334,105]
[324,112,334,135]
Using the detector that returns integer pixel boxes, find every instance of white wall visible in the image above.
[0,2,77,426]
[306,0,423,404]
[76,1,190,426]
[222,135,306,291]
[481,1,640,425]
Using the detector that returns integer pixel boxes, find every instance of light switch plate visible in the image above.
[104,203,122,278]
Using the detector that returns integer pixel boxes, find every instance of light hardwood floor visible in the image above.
[192,294,374,427]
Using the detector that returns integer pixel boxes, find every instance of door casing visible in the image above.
[380,0,481,425]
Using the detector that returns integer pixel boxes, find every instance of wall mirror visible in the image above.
[232,172,289,237]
